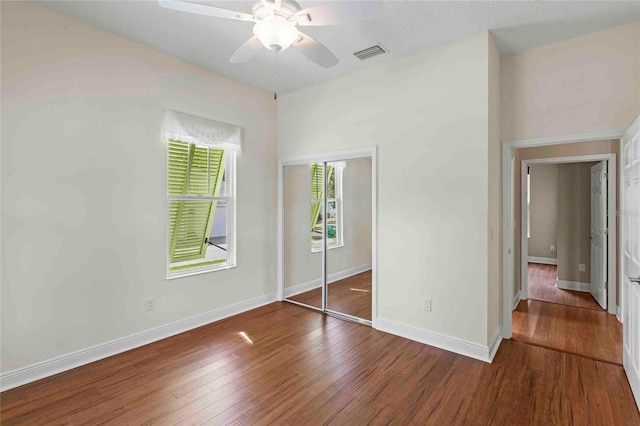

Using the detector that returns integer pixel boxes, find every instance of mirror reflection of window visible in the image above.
[310,163,344,252]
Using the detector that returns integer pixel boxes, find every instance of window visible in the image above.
[164,111,239,278]
[311,162,344,252]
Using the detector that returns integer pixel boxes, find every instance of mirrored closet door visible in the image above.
[326,158,372,321]
[283,163,323,311]
[282,153,374,325]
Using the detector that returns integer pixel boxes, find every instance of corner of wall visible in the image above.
[487,31,502,344]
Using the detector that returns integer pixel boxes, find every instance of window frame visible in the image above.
[166,142,237,279]
[311,163,344,253]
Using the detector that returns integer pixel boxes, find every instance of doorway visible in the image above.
[503,141,622,364]
[524,160,609,311]
[277,148,377,325]
[519,154,617,314]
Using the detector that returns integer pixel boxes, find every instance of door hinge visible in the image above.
[603,228,608,235]
[604,281,608,289]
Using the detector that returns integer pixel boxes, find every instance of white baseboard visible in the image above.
[375,318,502,363]
[528,257,557,265]
[617,305,622,323]
[512,290,521,310]
[556,279,590,292]
[284,263,372,298]
[0,292,277,392]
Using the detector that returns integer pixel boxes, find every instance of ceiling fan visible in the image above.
[158,0,382,68]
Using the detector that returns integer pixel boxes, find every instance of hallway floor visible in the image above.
[513,263,622,364]
[512,299,623,364]
[527,263,602,310]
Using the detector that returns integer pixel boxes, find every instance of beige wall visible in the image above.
[528,164,559,259]
[1,3,278,372]
[501,21,640,141]
[283,159,372,292]
[279,32,495,346]
[514,140,619,302]
[557,162,597,283]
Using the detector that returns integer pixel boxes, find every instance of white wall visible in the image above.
[279,32,493,346]
[0,2,277,372]
[501,21,640,141]
[487,33,501,341]
[283,159,372,290]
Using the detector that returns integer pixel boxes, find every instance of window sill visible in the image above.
[311,243,344,253]
[166,262,237,280]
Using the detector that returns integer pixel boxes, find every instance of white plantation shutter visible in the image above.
[167,140,226,264]
[170,200,216,262]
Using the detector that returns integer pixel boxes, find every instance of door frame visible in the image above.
[501,129,624,338]
[520,154,616,309]
[277,146,378,326]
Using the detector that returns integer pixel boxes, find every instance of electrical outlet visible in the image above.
[423,299,432,312]
[550,245,555,252]
[145,297,156,312]
[579,264,586,272]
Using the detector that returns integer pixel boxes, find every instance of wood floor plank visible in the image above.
[2,302,638,425]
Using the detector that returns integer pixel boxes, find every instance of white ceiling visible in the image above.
[39,0,640,94]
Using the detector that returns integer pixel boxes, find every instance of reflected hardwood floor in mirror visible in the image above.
[287,270,372,320]
[528,263,602,310]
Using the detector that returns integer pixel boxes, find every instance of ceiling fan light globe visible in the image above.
[253,15,298,52]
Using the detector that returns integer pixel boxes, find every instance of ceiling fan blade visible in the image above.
[293,32,338,68]
[296,1,382,26]
[229,37,263,63]
[158,0,254,22]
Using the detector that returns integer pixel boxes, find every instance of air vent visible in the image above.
[353,44,387,60]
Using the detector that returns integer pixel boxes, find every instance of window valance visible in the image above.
[163,110,241,152]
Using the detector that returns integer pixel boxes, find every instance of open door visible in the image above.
[622,115,640,410]
[590,161,608,309]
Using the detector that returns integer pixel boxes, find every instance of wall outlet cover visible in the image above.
[145,297,156,311]
[579,264,586,272]
[550,245,555,251]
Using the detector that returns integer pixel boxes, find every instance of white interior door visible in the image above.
[590,161,608,309]
[622,115,640,411]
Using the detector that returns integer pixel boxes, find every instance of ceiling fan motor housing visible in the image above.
[253,14,298,51]
[252,1,302,52]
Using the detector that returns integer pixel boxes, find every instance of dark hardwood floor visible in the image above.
[528,262,602,310]
[512,299,623,365]
[2,302,638,425]
[287,270,372,320]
